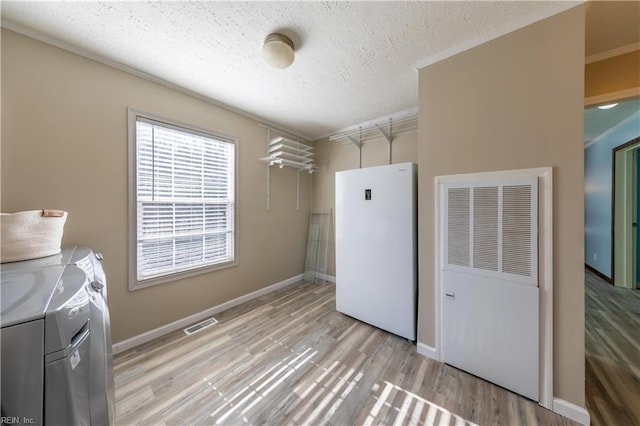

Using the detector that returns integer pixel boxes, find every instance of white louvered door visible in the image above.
[442,177,539,401]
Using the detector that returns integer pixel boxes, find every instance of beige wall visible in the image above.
[312,131,418,276]
[585,50,640,99]
[1,30,311,343]
[418,5,585,407]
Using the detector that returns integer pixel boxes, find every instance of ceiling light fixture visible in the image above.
[597,103,618,110]
[262,33,295,69]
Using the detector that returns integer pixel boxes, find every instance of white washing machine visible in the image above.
[0,246,115,426]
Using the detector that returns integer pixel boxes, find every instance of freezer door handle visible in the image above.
[445,292,456,300]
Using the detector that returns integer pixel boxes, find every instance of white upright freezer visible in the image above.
[335,162,417,340]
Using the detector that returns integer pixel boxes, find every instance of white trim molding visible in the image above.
[586,42,640,64]
[416,342,438,361]
[434,167,554,410]
[584,88,640,108]
[112,274,304,354]
[0,19,312,141]
[316,273,336,283]
[127,108,239,291]
[553,398,591,425]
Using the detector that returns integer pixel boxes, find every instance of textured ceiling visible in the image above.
[1,1,626,140]
[585,0,640,57]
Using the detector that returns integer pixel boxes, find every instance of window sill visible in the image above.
[129,260,238,291]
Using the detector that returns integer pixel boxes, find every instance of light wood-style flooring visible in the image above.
[585,269,640,426]
[114,281,577,425]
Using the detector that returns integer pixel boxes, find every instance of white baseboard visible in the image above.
[416,341,438,361]
[112,273,304,354]
[316,273,336,283]
[414,343,589,425]
[553,398,590,425]
[113,280,590,426]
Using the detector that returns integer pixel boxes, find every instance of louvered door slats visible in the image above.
[444,178,537,286]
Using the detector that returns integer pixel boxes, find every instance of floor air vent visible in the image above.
[183,317,218,335]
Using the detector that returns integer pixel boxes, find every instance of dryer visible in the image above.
[0,247,114,426]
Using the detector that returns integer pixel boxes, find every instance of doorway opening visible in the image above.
[584,96,640,284]
[584,94,640,425]
[612,137,640,289]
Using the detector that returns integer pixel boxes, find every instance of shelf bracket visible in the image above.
[266,128,271,211]
[345,135,362,149]
[346,130,364,168]
[374,124,392,144]
[376,118,394,164]
[296,169,301,211]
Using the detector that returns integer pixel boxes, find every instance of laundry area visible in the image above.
[2,1,634,425]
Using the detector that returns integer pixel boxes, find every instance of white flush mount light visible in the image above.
[262,33,295,69]
[597,103,619,110]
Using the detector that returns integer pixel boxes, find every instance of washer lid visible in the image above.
[0,265,64,327]
[0,246,76,272]
[69,246,93,265]
[70,246,99,282]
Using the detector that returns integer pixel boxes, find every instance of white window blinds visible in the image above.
[132,115,235,284]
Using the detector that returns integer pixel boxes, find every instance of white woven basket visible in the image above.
[1,210,68,263]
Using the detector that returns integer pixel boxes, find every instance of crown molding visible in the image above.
[0,19,313,141]
[584,87,640,107]
[585,42,640,64]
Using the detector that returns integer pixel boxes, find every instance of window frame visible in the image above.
[128,108,238,291]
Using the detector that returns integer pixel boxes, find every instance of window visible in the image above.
[128,110,236,289]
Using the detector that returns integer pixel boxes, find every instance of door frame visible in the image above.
[612,137,640,288]
[434,167,553,410]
